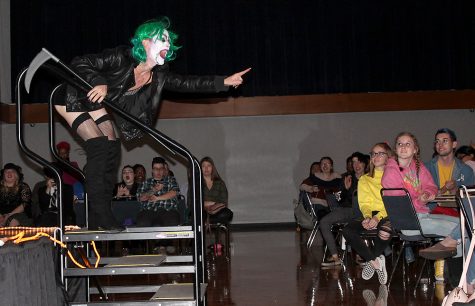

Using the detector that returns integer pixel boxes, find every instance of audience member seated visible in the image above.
[31,167,76,226]
[300,157,342,220]
[136,157,180,227]
[0,163,33,227]
[133,164,146,185]
[426,128,474,213]
[113,165,139,199]
[201,156,233,224]
[342,155,354,178]
[455,145,475,177]
[300,161,321,204]
[381,132,461,251]
[321,152,369,266]
[339,152,369,208]
[423,128,475,281]
[54,141,82,186]
[341,143,393,284]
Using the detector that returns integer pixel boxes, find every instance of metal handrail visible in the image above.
[16,68,65,230]
[16,55,207,303]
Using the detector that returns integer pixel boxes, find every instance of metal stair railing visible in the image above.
[16,49,207,304]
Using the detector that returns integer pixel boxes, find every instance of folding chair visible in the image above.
[457,186,474,234]
[206,202,233,259]
[381,188,444,293]
[208,223,231,259]
[319,192,349,260]
[302,191,320,249]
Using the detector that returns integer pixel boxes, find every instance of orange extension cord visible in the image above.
[0,227,101,269]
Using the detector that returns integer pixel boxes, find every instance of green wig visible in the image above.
[131,16,180,63]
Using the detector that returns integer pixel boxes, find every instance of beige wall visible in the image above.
[2,109,474,224]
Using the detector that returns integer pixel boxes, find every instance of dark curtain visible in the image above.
[10,0,475,102]
[0,238,65,306]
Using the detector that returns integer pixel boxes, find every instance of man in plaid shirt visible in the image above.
[136,157,181,226]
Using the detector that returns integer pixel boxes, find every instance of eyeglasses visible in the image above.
[370,152,387,158]
[434,138,451,145]
[396,142,414,148]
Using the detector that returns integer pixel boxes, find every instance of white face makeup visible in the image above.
[148,30,170,66]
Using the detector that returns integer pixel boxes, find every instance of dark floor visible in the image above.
[205,229,447,306]
[92,228,450,305]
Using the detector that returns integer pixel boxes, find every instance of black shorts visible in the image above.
[53,83,103,112]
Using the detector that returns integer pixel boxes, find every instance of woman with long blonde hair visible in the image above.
[342,143,393,284]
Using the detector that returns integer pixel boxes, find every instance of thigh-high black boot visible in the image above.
[84,136,120,230]
[104,139,121,211]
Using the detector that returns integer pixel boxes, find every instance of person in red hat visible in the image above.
[55,141,81,186]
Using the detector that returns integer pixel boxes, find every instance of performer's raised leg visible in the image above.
[55,106,120,230]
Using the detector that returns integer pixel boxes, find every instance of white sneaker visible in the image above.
[375,255,388,285]
[362,261,375,280]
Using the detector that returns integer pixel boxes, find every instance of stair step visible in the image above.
[151,283,194,301]
[64,226,194,241]
[105,255,166,267]
[64,265,196,277]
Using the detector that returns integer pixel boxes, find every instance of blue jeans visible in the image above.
[402,213,461,256]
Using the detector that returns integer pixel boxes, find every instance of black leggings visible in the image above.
[342,217,393,262]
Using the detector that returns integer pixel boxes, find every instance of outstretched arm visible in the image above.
[224,68,252,88]
[163,67,252,93]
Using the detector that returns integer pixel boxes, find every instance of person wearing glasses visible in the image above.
[136,157,180,227]
[381,132,461,257]
[341,143,393,284]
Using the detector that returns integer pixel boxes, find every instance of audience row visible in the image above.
[0,141,233,229]
[299,128,474,291]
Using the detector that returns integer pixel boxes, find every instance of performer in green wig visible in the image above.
[54,17,250,230]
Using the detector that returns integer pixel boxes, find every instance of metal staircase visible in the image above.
[16,51,207,305]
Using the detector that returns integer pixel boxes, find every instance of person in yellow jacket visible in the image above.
[342,142,394,285]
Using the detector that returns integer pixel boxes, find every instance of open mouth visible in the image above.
[159,49,168,59]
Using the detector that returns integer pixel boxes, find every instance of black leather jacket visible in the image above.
[65,46,227,139]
